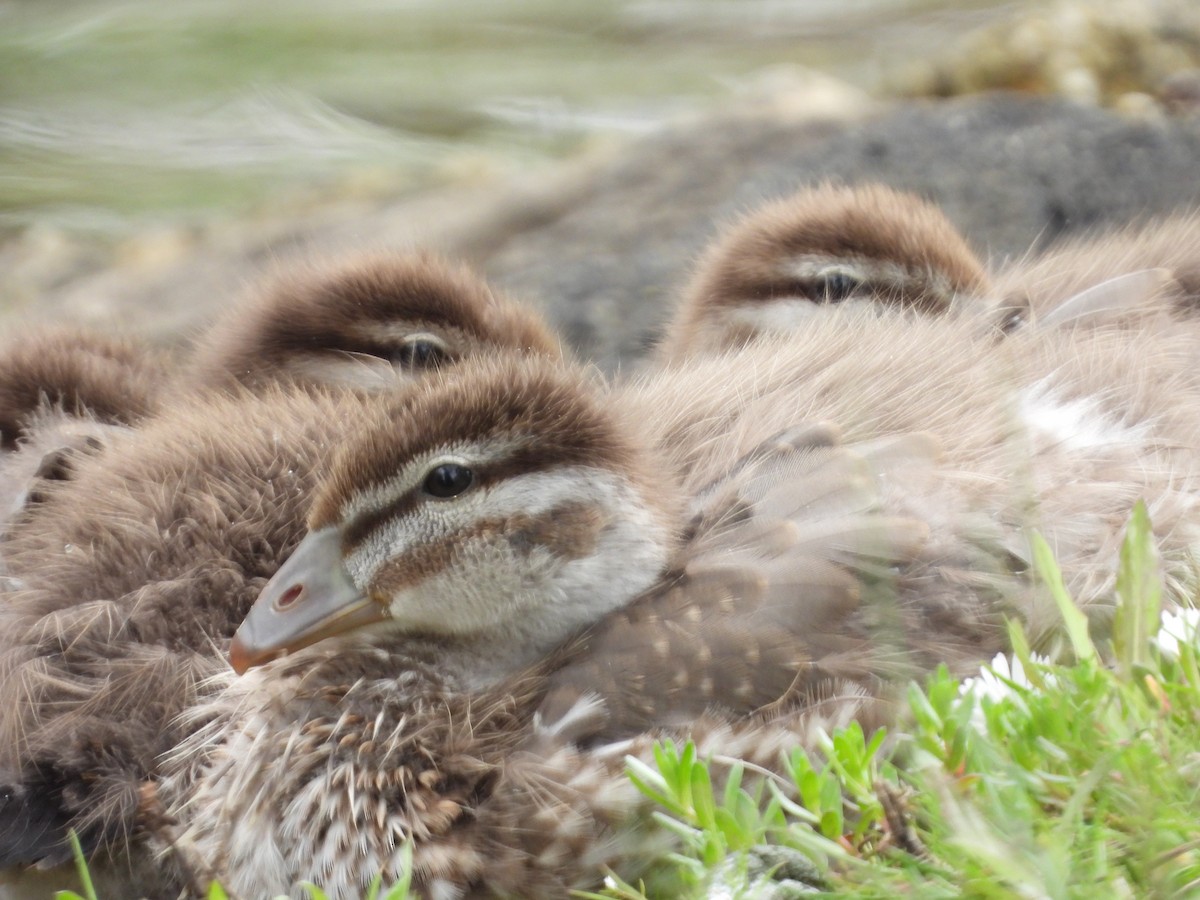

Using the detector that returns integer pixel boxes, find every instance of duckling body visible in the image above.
[0,257,561,886]
[162,308,1200,897]
[992,212,1200,324]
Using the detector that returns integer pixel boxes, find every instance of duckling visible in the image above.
[188,252,558,393]
[0,259,562,889]
[163,305,1200,896]
[660,184,1197,360]
[658,183,992,358]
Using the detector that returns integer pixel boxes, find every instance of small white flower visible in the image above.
[957,652,1052,732]
[960,652,1047,703]
[1156,608,1200,659]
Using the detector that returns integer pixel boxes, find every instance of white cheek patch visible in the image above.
[728,298,879,334]
[1019,378,1151,452]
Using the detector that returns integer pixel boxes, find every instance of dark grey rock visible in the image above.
[481,93,1200,368]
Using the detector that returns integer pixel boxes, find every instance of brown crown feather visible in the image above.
[0,327,164,450]
[310,353,648,531]
[662,182,990,357]
[189,253,562,391]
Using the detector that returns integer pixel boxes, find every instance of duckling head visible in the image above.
[661,183,991,357]
[0,327,162,450]
[192,254,562,391]
[230,354,676,683]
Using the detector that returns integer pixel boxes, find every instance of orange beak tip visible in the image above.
[228,636,252,675]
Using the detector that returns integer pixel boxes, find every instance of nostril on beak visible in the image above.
[273,584,304,612]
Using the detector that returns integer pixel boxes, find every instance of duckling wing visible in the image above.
[537,425,948,745]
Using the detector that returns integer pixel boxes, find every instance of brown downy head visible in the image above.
[189,253,563,391]
[0,328,164,536]
[0,327,163,451]
[229,354,678,684]
[660,183,991,358]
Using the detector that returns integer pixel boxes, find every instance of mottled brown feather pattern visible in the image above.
[536,427,962,745]
[164,643,546,898]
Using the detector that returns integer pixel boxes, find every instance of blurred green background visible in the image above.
[0,0,1008,232]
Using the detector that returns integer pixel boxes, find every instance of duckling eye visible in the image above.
[392,337,448,370]
[423,463,474,498]
[821,272,861,303]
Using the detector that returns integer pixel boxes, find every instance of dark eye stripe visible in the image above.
[339,445,598,553]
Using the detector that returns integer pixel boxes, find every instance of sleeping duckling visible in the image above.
[659,183,1195,359]
[659,182,991,358]
[188,252,558,393]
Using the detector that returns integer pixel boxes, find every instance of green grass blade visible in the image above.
[1031,530,1096,662]
[61,830,98,900]
[1112,500,1162,678]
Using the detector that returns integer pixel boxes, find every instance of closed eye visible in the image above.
[820,271,862,302]
[390,334,450,370]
